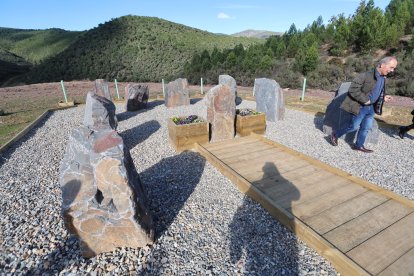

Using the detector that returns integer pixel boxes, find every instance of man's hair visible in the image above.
[377,56,397,67]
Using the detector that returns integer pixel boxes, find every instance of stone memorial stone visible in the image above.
[205,84,236,142]
[165,78,190,107]
[254,78,285,122]
[219,74,241,106]
[125,84,149,111]
[60,127,154,258]
[83,92,118,131]
[323,83,379,144]
[60,91,153,257]
[95,79,112,100]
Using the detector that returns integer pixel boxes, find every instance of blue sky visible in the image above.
[1,0,391,34]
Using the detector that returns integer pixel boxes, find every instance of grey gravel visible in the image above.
[0,98,412,275]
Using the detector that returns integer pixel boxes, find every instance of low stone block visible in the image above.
[125,84,149,111]
[165,78,190,107]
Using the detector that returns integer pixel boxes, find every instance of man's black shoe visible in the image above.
[330,132,338,146]
[398,127,406,139]
[352,146,373,153]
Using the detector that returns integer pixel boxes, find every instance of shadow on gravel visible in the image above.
[119,120,161,149]
[139,151,206,239]
[117,100,164,122]
[229,162,300,274]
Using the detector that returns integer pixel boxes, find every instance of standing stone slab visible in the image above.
[60,91,153,257]
[83,92,118,131]
[219,74,241,106]
[254,78,285,122]
[125,84,149,111]
[165,78,190,107]
[95,79,112,100]
[206,84,236,142]
[60,127,154,258]
[323,84,379,145]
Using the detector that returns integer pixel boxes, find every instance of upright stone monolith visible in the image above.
[83,92,118,131]
[165,78,190,107]
[219,74,241,106]
[60,92,153,258]
[205,84,236,142]
[323,82,379,144]
[254,78,285,122]
[95,79,112,100]
[125,84,149,111]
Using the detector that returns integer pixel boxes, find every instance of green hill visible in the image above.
[15,16,261,84]
[0,27,83,64]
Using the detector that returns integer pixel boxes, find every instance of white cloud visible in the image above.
[217,12,235,20]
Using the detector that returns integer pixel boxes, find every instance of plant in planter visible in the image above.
[168,115,209,152]
[235,108,266,136]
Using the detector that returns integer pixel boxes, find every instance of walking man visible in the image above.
[330,56,398,153]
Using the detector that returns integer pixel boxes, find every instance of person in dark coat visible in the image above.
[329,56,398,153]
[398,109,414,139]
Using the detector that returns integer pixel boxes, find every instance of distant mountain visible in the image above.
[9,16,262,85]
[232,29,283,39]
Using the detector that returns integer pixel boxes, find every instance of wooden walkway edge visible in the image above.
[195,133,414,276]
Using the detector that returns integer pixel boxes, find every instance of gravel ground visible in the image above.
[0,98,413,275]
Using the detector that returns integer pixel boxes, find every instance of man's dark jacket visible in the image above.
[340,68,385,116]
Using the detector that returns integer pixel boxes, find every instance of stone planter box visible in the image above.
[168,118,209,152]
[236,112,266,136]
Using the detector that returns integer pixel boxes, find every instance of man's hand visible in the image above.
[385,95,393,102]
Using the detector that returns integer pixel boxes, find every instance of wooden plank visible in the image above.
[264,169,337,203]
[377,247,414,276]
[252,165,324,192]
[221,147,284,165]
[347,212,414,275]
[274,175,350,210]
[241,159,309,182]
[305,191,388,234]
[211,141,273,159]
[324,200,413,253]
[291,183,367,221]
[203,136,257,151]
[226,150,296,172]
[251,133,414,209]
[195,142,370,276]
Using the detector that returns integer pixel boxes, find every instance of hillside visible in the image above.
[12,16,262,85]
[0,27,83,63]
[232,29,283,39]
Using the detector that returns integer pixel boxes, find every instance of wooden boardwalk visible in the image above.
[195,134,414,276]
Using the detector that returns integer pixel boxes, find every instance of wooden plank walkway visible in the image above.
[195,134,414,276]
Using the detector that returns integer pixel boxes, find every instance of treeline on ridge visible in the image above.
[185,0,414,97]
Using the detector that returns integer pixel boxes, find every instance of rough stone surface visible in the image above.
[125,84,149,111]
[255,78,285,121]
[164,78,190,108]
[205,84,236,142]
[59,127,154,258]
[323,91,379,145]
[219,74,241,106]
[83,92,118,131]
[95,79,112,100]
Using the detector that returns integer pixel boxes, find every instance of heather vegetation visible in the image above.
[1,0,414,97]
